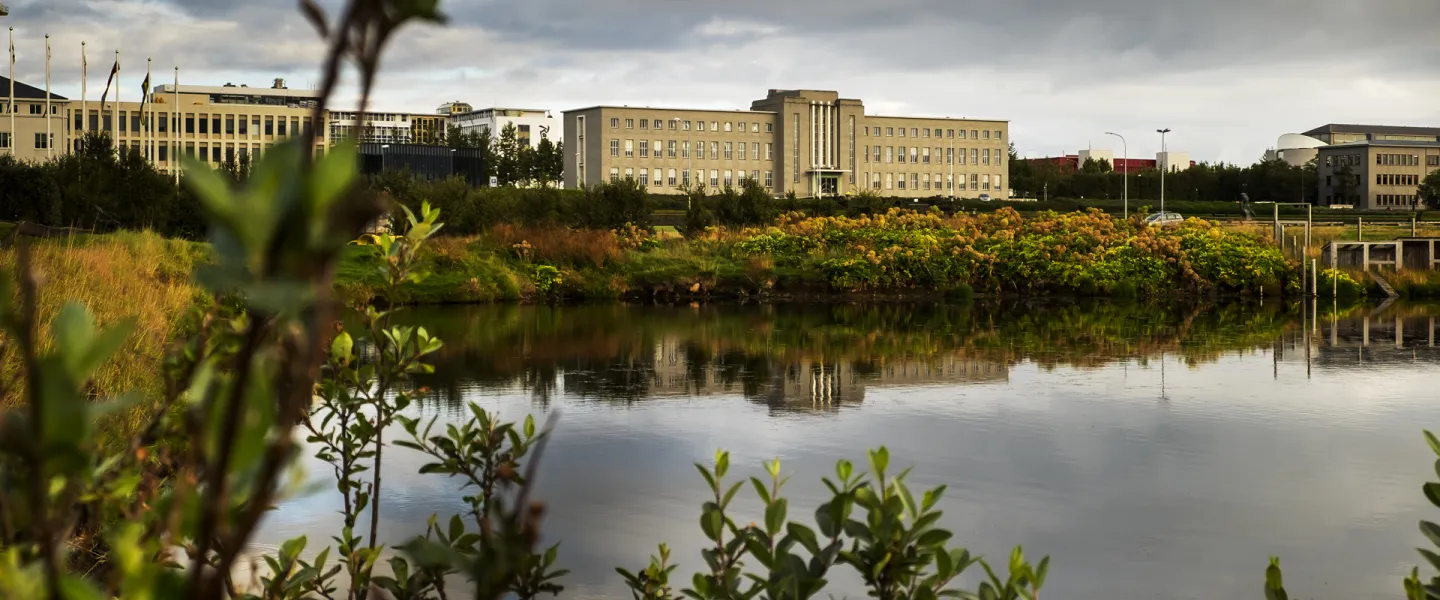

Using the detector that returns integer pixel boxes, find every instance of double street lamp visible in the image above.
[1157,128,1171,214]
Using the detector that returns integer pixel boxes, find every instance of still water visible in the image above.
[256,300,1440,599]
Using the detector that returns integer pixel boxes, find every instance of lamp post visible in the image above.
[380,144,389,173]
[450,148,456,181]
[1105,131,1128,218]
[672,117,691,209]
[1157,128,1171,214]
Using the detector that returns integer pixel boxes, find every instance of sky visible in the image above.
[3,0,1439,164]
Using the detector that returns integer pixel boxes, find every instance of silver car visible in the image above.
[1143,211,1183,226]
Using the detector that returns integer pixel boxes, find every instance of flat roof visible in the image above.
[153,83,320,99]
[563,105,776,115]
[1304,123,1440,137]
[1321,140,1440,149]
[868,114,1010,123]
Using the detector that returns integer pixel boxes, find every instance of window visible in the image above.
[946,148,954,165]
[898,146,907,163]
[27,103,41,115]
[971,148,978,164]
[668,120,677,130]
[711,121,719,132]
[959,129,967,140]
[668,140,677,158]
[683,120,691,131]
[611,139,620,156]
[752,142,760,161]
[625,139,634,157]
[668,169,677,186]
[765,123,773,133]
[621,167,633,181]
[764,171,773,188]
[639,119,648,130]
[983,130,990,140]
[277,118,288,137]
[710,169,719,188]
[864,145,870,162]
[923,129,931,138]
[654,168,662,185]
[724,122,732,132]
[738,122,746,132]
[682,141,690,158]
[873,146,881,162]
[212,146,221,163]
[910,147,918,163]
[724,142,733,159]
[33,132,51,149]
[639,140,649,158]
[898,174,906,190]
[232,116,240,135]
[947,129,955,138]
[995,175,1002,191]
[935,128,943,137]
[885,173,893,190]
[611,118,620,128]
[983,149,990,165]
[872,172,881,189]
[72,112,83,130]
[159,144,169,162]
[226,115,235,135]
[946,174,954,191]
[923,174,931,190]
[696,141,705,159]
[682,169,691,187]
[215,117,223,135]
[606,167,619,181]
[885,147,894,163]
[1429,155,1439,167]
[995,130,1003,140]
[971,130,979,139]
[766,143,774,160]
[898,128,906,138]
[653,119,663,129]
[654,140,662,159]
[0,132,10,149]
[864,126,870,136]
[887,127,894,137]
[923,147,931,164]
[264,117,273,136]
[751,123,760,133]
[737,142,746,160]
[711,141,719,158]
[910,173,918,189]
[970,174,979,190]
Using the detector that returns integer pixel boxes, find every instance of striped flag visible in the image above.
[98,57,118,106]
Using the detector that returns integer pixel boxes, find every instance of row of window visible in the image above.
[611,117,773,134]
[864,172,1001,192]
[1326,154,1364,168]
[609,167,774,190]
[1377,194,1419,207]
[610,139,774,161]
[0,132,52,150]
[68,110,312,139]
[1377,153,1423,167]
[864,145,999,166]
[1378,173,1421,186]
[864,125,1001,141]
[0,102,61,115]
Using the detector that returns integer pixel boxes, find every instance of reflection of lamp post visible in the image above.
[1105,131,1127,218]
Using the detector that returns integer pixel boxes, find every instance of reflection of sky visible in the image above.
[256,306,1440,600]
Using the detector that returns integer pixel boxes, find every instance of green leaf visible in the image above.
[722,480,745,510]
[700,507,723,542]
[869,447,890,478]
[1421,521,1440,549]
[1034,555,1050,588]
[1426,430,1440,457]
[695,463,717,492]
[310,140,358,214]
[765,498,788,535]
[1425,483,1440,509]
[448,514,465,541]
[716,449,731,479]
[837,459,853,482]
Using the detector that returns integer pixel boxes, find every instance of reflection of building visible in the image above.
[646,337,1008,407]
[1312,311,1440,366]
[563,88,1010,198]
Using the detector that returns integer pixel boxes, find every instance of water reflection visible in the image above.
[263,300,1440,600]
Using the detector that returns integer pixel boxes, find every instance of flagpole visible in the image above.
[8,28,14,157]
[145,57,151,164]
[45,34,52,160]
[113,50,119,158]
[81,41,87,137]
[173,65,178,183]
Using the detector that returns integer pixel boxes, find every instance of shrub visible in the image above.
[487,224,622,268]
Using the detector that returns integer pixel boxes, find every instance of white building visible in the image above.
[1263,133,1327,167]
[1157,151,1191,172]
[327,111,436,145]
[444,106,556,148]
[1077,148,1114,167]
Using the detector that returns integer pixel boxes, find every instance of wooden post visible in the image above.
[1358,217,1364,241]
[1413,215,1418,237]
[1363,243,1370,271]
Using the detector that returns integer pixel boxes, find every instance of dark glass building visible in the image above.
[358,143,487,187]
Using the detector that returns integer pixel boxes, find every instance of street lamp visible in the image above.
[672,117,691,209]
[380,144,389,173]
[450,148,456,181]
[1156,128,1171,215]
[1105,131,1128,218]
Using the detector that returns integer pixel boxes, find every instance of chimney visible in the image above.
[273,78,286,89]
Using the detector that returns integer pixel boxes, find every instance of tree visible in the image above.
[533,136,557,187]
[495,122,523,186]
[1334,163,1358,206]
[1419,169,1440,208]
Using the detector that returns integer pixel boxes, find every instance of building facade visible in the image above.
[563,89,1010,198]
[445,106,556,148]
[1316,141,1440,209]
[0,75,68,162]
[328,110,443,145]
[1304,124,1440,146]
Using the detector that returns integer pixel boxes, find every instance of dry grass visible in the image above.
[485,224,622,268]
[0,231,208,435]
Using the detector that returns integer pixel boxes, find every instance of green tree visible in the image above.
[496,122,523,186]
[1419,169,1440,208]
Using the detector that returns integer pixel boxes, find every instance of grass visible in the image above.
[0,230,210,440]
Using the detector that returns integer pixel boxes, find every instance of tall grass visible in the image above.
[0,230,208,438]
[484,224,622,268]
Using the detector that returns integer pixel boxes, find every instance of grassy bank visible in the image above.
[0,230,210,438]
[334,208,1295,304]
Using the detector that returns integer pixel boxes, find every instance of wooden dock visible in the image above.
[1321,238,1440,271]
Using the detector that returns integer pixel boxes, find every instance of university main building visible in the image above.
[563,89,1010,199]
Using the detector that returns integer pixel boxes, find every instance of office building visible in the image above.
[563,89,1010,198]
[0,75,67,162]
[1157,151,1191,173]
[1316,140,1440,209]
[327,110,444,145]
[1268,124,1440,168]
[445,106,556,148]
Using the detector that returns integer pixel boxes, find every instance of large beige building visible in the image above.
[563,89,1009,198]
[1316,140,1440,209]
[1,75,68,162]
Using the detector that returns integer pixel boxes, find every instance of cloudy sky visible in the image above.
[5,0,1439,163]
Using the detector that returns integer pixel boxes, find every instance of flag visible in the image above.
[138,70,150,129]
[99,58,118,106]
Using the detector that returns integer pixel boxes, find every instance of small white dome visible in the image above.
[1277,133,1326,150]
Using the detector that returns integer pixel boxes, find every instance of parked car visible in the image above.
[1143,211,1184,226]
[978,193,992,201]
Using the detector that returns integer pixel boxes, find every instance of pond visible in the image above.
[255,300,1440,599]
